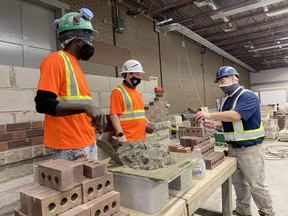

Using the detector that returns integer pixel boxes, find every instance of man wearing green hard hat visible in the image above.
[34,8,106,161]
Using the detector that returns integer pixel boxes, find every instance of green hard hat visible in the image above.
[54,8,98,37]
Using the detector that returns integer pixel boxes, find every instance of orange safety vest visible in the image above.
[39,50,95,149]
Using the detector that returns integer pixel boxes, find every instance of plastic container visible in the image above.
[192,148,206,179]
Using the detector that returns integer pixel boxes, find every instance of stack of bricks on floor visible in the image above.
[169,111,225,170]
[15,158,129,216]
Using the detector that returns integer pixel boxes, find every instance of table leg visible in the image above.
[222,177,233,216]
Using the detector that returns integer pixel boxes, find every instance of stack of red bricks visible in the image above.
[15,158,129,216]
[169,116,225,170]
[145,93,169,123]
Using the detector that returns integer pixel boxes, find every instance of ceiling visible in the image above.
[121,0,288,72]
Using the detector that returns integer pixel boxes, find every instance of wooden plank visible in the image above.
[120,197,187,216]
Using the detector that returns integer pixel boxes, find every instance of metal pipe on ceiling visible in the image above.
[157,23,255,72]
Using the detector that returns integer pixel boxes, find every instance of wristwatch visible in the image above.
[117,132,124,137]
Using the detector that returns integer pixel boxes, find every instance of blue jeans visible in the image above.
[51,142,97,161]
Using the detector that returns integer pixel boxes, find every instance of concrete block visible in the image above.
[14,66,40,89]
[169,168,192,191]
[90,91,100,107]
[136,81,145,92]
[82,172,114,203]
[142,93,155,106]
[0,90,35,112]
[38,159,83,191]
[0,113,13,125]
[0,65,10,87]
[15,111,44,123]
[113,173,169,214]
[84,191,120,216]
[144,80,158,93]
[86,75,110,91]
[99,92,111,108]
[58,204,90,216]
[109,77,122,90]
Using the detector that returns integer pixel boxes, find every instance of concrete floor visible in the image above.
[195,139,288,216]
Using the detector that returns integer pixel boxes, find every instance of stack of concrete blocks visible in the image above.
[15,159,129,216]
[261,111,279,140]
[113,172,192,214]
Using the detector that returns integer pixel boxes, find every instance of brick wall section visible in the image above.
[0,121,50,166]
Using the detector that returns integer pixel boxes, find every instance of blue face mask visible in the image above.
[219,83,239,96]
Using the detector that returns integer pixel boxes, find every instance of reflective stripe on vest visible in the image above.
[116,84,145,121]
[57,51,92,104]
[224,89,265,141]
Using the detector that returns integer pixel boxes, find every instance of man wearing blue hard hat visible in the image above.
[195,66,275,216]
[34,8,106,161]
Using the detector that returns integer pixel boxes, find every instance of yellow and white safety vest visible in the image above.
[224,89,265,142]
[56,51,92,104]
[116,84,145,121]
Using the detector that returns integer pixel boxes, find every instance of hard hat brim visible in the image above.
[120,71,145,74]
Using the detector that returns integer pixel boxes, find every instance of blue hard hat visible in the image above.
[214,66,239,83]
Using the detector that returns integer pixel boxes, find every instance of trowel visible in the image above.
[97,135,123,165]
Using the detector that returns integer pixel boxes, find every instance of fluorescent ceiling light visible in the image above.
[248,42,288,52]
[266,8,288,16]
[211,0,283,20]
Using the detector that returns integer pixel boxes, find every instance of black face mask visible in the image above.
[130,76,141,87]
[78,42,95,60]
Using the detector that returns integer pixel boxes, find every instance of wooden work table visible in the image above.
[121,156,237,216]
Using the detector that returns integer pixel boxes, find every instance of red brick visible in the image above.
[0,125,5,133]
[32,185,82,216]
[14,209,27,216]
[7,138,32,149]
[145,122,155,134]
[0,142,7,152]
[27,129,44,137]
[84,191,120,216]
[19,184,50,214]
[0,132,12,142]
[32,136,44,145]
[58,204,90,216]
[12,131,27,139]
[82,172,114,203]
[204,151,225,170]
[31,121,43,129]
[76,158,107,179]
[38,159,83,191]
[6,123,31,132]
